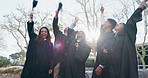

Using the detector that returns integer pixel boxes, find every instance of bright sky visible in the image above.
[0,0,81,57]
[0,0,148,57]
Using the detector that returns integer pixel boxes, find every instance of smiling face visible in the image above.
[64,27,69,36]
[40,28,48,39]
[77,31,85,42]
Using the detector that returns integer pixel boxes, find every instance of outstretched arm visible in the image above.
[67,17,79,42]
[100,5,105,26]
[100,5,105,34]
[52,3,63,37]
[127,0,147,24]
[69,17,79,29]
[125,0,148,43]
[52,11,61,37]
[27,13,37,39]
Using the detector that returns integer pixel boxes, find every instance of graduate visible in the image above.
[92,6,117,78]
[21,13,54,78]
[48,3,79,78]
[101,0,148,78]
[66,31,91,78]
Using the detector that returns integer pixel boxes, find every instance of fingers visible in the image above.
[140,1,148,9]
[95,69,102,75]
[75,43,79,48]
[100,5,104,13]
[95,66,102,75]
[144,0,148,2]
[95,71,101,75]
[74,17,79,23]
[103,49,108,53]
[48,69,53,74]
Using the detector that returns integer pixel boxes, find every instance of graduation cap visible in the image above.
[32,0,38,11]
[57,2,63,12]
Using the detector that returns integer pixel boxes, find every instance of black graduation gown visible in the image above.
[113,8,143,78]
[66,40,91,78]
[21,21,37,78]
[34,40,53,78]
[92,31,114,78]
[50,17,77,78]
[103,8,144,78]
[21,21,54,78]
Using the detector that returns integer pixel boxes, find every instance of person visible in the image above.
[21,13,54,78]
[48,9,79,78]
[92,6,117,78]
[101,0,148,78]
[66,31,91,78]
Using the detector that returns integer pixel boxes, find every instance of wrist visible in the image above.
[99,64,105,69]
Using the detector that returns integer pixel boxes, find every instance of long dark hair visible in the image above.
[36,27,51,45]
[77,31,86,42]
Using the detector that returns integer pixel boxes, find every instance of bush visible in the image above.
[14,68,22,73]
[2,68,15,73]
[0,56,11,67]
[0,67,22,74]
[85,59,94,67]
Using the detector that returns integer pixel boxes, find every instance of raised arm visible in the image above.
[124,0,148,43]
[27,13,37,39]
[52,3,63,37]
[100,5,105,33]
[52,11,61,37]
[69,17,79,29]
[126,0,147,24]
[67,17,79,42]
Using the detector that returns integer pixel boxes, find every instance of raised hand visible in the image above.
[95,66,103,75]
[100,5,104,14]
[48,69,53,74]
[74,17,79,24]
[144,0,148,2]
[140,0,148,9]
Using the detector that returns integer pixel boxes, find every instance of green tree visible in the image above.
[0,56,11,67]
[9,52,21,65]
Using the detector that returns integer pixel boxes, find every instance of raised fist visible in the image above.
[100,5,104,13]
[144,0,148,2]
[74,17,79,23]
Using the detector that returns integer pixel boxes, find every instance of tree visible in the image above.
[0,56,11,67]
[0,36,5,50]
[75,0,109,61]
[136,9,148,69]
[0,24,6,50]
[9,52,21,65]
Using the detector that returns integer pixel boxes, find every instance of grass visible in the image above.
[0,66,22,74]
